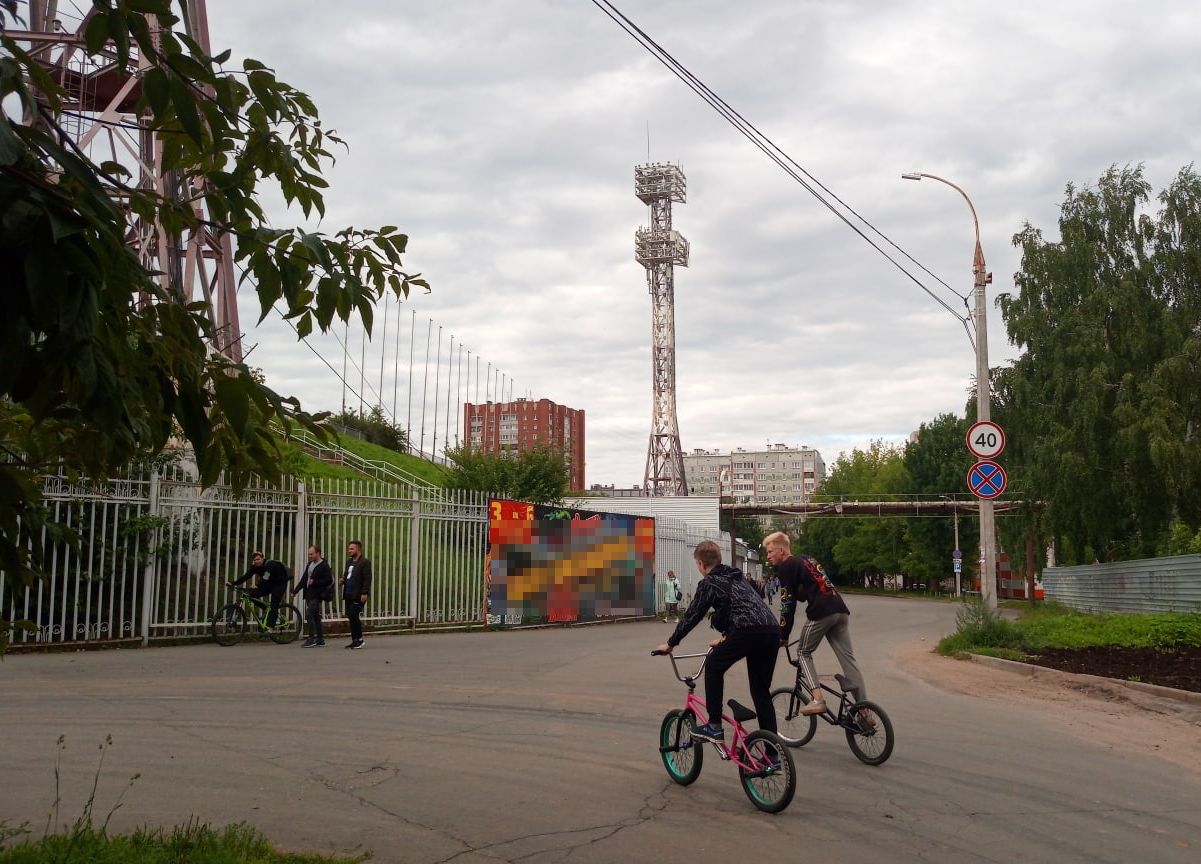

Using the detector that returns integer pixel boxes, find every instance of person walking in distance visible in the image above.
[293,544,333,647]
[341,540,372,649]
[665,570,683,623]
[763,531,867,716]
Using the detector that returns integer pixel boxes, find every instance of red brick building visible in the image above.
[463,398,585,490]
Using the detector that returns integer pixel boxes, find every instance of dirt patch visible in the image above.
[896,641,1201,776]
[1026,646,1201,693]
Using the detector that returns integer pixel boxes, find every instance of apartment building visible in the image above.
[463,398,585,490]
[683,443,825,506]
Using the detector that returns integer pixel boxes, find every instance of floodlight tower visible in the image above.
[635,163,690,496]
[4,1,242,361]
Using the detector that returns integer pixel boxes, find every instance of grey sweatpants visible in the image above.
[796,612,867,701]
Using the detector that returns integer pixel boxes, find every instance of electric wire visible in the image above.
[590,0,975,344]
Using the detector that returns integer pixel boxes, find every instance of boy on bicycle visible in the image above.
[763,531,867,716]
[654,540,779,743]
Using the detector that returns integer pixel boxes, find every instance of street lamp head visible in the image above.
[901,172,923,181]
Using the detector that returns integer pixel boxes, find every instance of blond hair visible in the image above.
[763,531,791,551]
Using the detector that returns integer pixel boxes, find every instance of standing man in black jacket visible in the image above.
[654,540,779,744]
[228,551,290,628]
[341,539,372,649]
[293,544,333,647]
[764,531,866,716]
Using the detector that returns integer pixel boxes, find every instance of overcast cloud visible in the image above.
[205,0,1201,487]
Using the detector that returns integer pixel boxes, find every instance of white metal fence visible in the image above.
[2,471,491,647]
[2,472,753,648]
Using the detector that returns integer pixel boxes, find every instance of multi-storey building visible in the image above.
[683,443,826,506]
[463,398,586,490]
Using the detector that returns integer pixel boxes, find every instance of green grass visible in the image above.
[331,434,450,486]
[278,440,365,482]
[937,600,1201,657]
[0,822,360,864]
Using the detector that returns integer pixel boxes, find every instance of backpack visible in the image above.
[321,581,335,603]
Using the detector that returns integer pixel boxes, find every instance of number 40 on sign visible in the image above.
[966,420,1006,459]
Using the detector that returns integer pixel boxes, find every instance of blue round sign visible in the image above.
[967,460,1007,500]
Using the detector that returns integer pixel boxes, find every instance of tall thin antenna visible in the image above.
[635,161,689,496]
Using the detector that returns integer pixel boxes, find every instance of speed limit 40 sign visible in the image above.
[966,421,1006,459]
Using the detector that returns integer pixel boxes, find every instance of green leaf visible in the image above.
[84,14,110,56]
[0,118,22,166]
[169,75,204,143]
[215,375,250,437]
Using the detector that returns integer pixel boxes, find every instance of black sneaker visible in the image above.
[301,638,316,647]
[350,640,366,650]
[314,640,326,647]
[691,723,724,743]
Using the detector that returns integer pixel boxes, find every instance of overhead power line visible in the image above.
[590,0,975,344]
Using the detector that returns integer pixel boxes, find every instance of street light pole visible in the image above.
[904,172,997,610]
[940,495,962,597]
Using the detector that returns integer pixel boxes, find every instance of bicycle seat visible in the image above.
[834,674,856,692]
[727,700,757,723]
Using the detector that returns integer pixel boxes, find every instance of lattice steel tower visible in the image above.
[6,1,242,361]
[635,163,690,496]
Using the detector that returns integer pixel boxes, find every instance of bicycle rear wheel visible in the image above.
[843,700,894,765]
[267,604,303,644]
[738,730,796,813]
[770,686,817,747]
[659,709,702,785]
[211,604,246,646]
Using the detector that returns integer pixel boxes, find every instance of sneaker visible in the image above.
[800,699,828,716]
[314,640,326,647]
[350,640,366,650]
[301,638,316,647]
[691,723,724,743]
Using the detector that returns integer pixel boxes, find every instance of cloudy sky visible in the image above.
[203,0,1200,487]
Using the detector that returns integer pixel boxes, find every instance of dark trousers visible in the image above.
[704,628,779,734]
[247,584,284,627]
[347,599,365,642]
[305,598,324,641]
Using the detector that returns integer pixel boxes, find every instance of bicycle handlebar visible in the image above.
[651,647,711,683]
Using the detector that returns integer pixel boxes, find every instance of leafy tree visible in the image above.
[442,445,570,505]
[799,441,909,586]
[0,1,425,631]
[997,164,1201,562]
[333,407,409,452]
[901,413,977,589]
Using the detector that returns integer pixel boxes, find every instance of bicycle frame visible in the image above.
[781,640,857,725]
[233,588,278,627]
[662,650,774,773]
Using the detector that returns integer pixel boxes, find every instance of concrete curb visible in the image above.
[967,653,1201,706]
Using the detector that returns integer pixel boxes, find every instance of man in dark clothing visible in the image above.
[341,539,372,649]
[228,551,290,627]
[293,544,333,646]
[764,531,866,716]
[655,540,779,743]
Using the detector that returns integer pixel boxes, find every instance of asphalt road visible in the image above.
[1,596,1199,863]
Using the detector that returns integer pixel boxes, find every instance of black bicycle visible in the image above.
[211,588,303,646]
[770,639,895,765]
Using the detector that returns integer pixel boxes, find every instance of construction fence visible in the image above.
[3,470,734,648]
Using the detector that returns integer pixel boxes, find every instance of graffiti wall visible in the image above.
[486,498,656,625]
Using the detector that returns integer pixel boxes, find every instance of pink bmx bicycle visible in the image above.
[652,647,797,813]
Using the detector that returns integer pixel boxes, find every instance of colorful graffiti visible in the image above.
[487,498,655,625]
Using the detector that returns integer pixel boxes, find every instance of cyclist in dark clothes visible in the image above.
[654,540,779,743]
[228,551,290,627]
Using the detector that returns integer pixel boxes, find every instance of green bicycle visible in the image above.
[211,588,303,646]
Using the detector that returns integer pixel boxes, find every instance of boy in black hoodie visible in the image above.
[654,540,779,743]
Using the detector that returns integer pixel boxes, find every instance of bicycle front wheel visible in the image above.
[844,700,894,765]
[211,604,246,646]
[267,604,304,644]
[770,686,817,747]
[659,709,702,785]
[738,730,796,814]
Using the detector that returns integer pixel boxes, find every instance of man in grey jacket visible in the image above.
[341,540,372,649]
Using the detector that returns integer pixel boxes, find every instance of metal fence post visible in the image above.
[408,492,420,622]
[139,470,161,647]
[295,480,307,581]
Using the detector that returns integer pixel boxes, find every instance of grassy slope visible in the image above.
[273,433,449,487]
